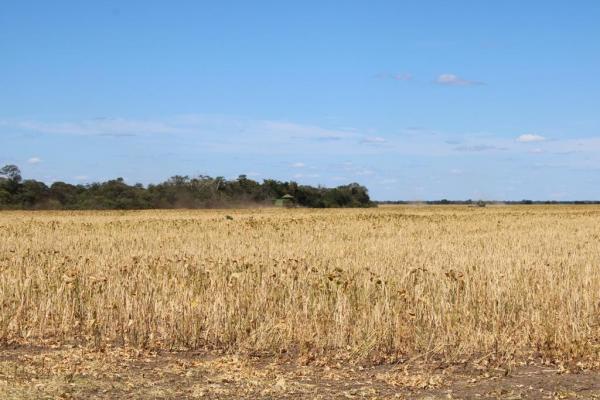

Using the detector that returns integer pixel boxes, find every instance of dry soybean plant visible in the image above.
[1,206,599,364]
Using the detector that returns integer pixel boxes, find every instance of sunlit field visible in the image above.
[1,205,600,366]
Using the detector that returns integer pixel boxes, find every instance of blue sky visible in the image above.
[2,1,600,200]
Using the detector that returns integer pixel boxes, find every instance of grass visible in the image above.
[1,205,599,365]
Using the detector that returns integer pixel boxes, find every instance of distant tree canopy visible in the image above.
[0,165,374,210]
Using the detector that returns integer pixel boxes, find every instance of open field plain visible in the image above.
[1,206,600,398]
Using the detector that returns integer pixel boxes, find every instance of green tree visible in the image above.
[0,165,374,209]
[0,164,22,182]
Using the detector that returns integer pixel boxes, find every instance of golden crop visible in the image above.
[1,206,599,363]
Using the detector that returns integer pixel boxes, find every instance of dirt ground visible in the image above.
[1,344,599,399]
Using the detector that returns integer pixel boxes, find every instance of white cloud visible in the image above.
[355,169,375,176]
[293,173,319,179]
[27,157,42,164]
[360,136,387,144]
[261,120,354,142]
[516,134,545,143]
[549,191,567,199]
[14,118,184,136]
[450,168,463,175]
[10,114,565,161]
[376,72,412,81]
[339,162,375,176]
[453,144,505,152]
[392,73,412,81]
[529,148,544,154]
[2,115,367,157]
[73,175,89,181]
[436,73,483,86]
[331,176,347,181]
[6,115,363,145]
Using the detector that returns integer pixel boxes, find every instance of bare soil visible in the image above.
[1,344,599,399]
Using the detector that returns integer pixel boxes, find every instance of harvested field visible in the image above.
[1,205,599,398]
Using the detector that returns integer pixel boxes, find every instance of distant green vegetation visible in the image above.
[0,165,373,209]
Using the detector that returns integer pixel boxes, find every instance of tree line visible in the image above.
[0,165,373,209]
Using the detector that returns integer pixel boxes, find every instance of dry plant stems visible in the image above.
[1,206,599,363]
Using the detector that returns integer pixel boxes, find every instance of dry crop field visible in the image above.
[1,205,600,398]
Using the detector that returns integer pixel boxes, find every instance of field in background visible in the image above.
[2,205,599,368]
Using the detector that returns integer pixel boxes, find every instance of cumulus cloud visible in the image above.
[436,73,483,86]
[27,157,42,164]
[290,162,305,168]
[516,134,545,143]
